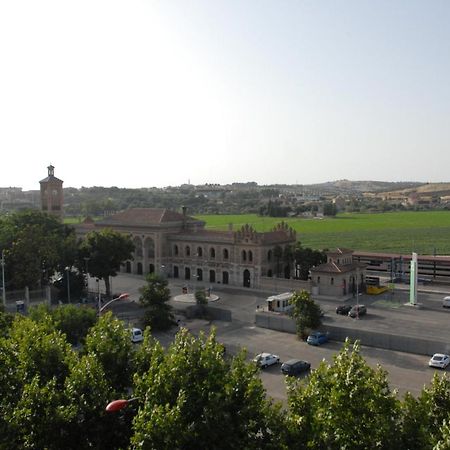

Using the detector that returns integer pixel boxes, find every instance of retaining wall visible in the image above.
[255,311,449,356]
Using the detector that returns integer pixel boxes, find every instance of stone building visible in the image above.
[76,207,297,289]
[310,248,365,297]
[40,165,63,219]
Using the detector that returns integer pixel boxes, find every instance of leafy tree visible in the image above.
[139,273,175,330]
[79,228,134,298]
[195,287,208,317]
[294,242,327,280]
[83,312,134,392]
[29,303,97,345]
[273,245,283,277]
[289,290,322,339]
[323,202,337,216]
[0,210,78,290]
[400,374,450,450]
[285,339,401,450]
[131,328,284,449]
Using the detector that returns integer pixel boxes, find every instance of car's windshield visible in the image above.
[434,356,443,361]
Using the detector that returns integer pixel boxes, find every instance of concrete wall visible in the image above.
[259,276,311,293]
[255,311,450,356]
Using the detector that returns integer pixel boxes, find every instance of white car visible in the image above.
[428,353,450,369]
[130,327,144,343]
[253,353,280,369]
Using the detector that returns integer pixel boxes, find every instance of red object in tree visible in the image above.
[106,399,129,412]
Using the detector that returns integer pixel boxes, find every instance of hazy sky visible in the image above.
[1,1,449,190]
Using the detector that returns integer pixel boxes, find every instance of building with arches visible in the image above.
[76,207,297,289]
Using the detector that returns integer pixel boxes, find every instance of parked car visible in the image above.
[281,359,311,376]
[443,296,450,308]
[428,353,450,369]
[336,304,352,315]
[253,353,280,369]
[130,327,144,343]
[307,331,329,346]
[348,304,367,318]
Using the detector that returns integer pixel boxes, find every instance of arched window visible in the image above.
[331,277,334,285]
[197,247,203,257]
[248,250,253,262]
[242,250,247,262]
[185,246,191,257]
[317,276,321,284]
[210,247,216,258]
[223,248,229,260]
[267,250,272,262]
[174,245,179,256]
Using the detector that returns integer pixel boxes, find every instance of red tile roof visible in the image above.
[96,208,198,226]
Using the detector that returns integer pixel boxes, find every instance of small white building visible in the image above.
[266,292,294,312]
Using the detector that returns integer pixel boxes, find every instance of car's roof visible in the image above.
[257,352,273,358]
[132,327,142,332]
[283,358,306,365]
[432,353,449,358]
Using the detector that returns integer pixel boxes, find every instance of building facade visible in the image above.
[76,207,297,289]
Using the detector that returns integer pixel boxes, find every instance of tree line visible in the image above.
[1,302,450,449]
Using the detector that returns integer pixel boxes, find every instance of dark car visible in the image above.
[348,304,367,318]
[281,359,311,376]
[336,304,352,315]
[307,331,329,346]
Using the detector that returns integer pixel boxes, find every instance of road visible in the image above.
[110,274,450,402]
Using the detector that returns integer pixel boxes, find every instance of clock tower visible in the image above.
[40,165,64,219]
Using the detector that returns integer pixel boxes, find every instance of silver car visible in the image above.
[428,353,450,369]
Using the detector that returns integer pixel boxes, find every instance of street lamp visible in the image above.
[106,397,139,412]
[99,292,130,315]
[65,267,71,303]
[84,257,90,295]
[1,250,6,308]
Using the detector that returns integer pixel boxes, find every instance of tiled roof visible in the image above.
[326,248,354,255]
[39,176,63,183]
[260,230,295,244]
[96,208,197,226]
[311,262,359,274]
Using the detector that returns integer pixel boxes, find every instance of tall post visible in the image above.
[66,267,71,303]
[97,279,101,316]
[409,252,418,306]
[84,257,90,295]
[1,250,6,308]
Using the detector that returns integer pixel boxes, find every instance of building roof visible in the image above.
[310,261,361,274]
[96,208,199,226]
[326,248,354,256]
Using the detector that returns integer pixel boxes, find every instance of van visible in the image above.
[130,327,144,343]
[442,297,450,308]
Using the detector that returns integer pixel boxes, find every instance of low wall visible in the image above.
[259,277,311,293]
[255,311,449,356]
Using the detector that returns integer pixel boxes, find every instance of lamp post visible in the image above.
[1,250,6,308]
[84,257,90,296]
[65,267,71,303]
[96,278,101,315]
[99,293,130,315]
[106,397,139,412]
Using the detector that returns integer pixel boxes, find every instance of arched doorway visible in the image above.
[173,266,179,278]
[342,278,347,295]
[243,269,251,288]
[222,271,229,285]
[197,268,203,281]
[209,270,216,283]
[185,267,191,280]
[137,262,143,275]
[284,265,290,279]
[149,264,155,274]
[126,261,131,273]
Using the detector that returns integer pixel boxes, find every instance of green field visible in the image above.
[195,211,450,255]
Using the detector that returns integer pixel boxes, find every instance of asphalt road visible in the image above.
[110,274,450,402]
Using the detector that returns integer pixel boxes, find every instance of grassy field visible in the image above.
[195,211,450,255]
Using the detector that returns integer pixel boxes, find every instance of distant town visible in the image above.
[2,179,450,218]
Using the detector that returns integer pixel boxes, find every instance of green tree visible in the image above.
[273,245,283,277]
[0,210,78,290]
[285,339,401,450]
[195,287,208,317]
[29,303,97,345]
[289,290,322,339]
[400,373,450,450]
[139,273,175,330]
[83,312,134,392]
[79,228,134,298]
[294,242,327,280]
[131,329,284,449]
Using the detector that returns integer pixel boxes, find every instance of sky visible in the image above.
[1,0,450,190]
